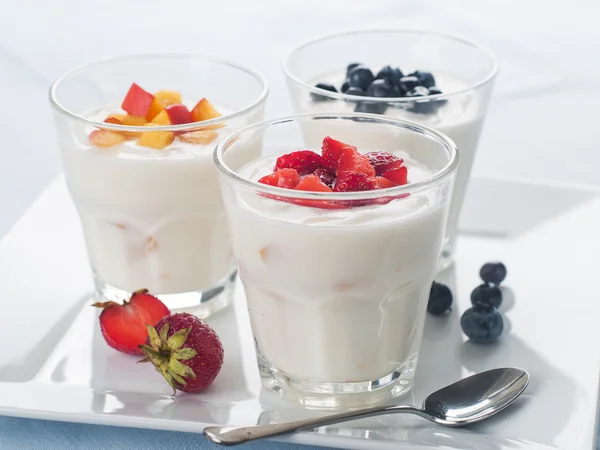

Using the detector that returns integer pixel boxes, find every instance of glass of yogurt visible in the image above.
[214,113,459,409]
[283,30,497,269]
[49,54,268,315]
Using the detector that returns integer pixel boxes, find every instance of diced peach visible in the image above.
[89,130,127,147]
[155,90,182,107]
[151,110,171,125]
[179,130,218,145]
[145,98,164,121]
[121,83,155,117]
[104,114,126,124]
[119,115,147,126]
[191,98,221,122]
[165,104,193,125]
[137,126,175,149]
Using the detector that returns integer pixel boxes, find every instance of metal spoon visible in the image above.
[203,367,529,446]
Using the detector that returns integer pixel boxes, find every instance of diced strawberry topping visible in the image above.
[321,136,353,172]
[366,151,404,175]
[336,147,376,177]
[295,174,333,192]
[382,166,409,185]
[275,150,324,176]
[370,176,396,189]
[258,168,301,189]
[165,104,193,125]
[313,168,336,187]
[333,172,376,192]
[121,83,155,117]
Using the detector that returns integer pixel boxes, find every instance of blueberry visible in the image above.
[405,86,430,98]
[311,83,337,102]
[400,76,420,91]
[348,66,375,91]
[480,262,507,285]
[341,80,350,93]
[428,86,443,95]
[406,87,439,114]
[375,66,394,84]
[366,79,393,98]
[344,86,367,97]
[410,71,436,88]
[354,101,387,115]
[460,303,504,344]
[346,62,362,78]
[471,283,502,308]
[427,281,453,316]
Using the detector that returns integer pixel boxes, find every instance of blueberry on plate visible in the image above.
[480,262,507,285]
[471,283,502,308]
[346,62,362,78]
[461,303,504,344]
[427,281,453,316]
[311,83,337,101]
[341,80,350,93]
[366,79,393,98]
[409,70,436,88]
[375,66,394,84]
[344,86,367,97]
[354,101,387,115]
[348,66,375,91]
[400,76,420,91]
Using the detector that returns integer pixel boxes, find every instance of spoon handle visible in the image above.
[203,405,420,445]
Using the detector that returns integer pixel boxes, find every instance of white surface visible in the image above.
[0,175,598,449]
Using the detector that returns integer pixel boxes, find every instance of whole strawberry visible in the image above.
[139,313,224,393]
[93,289,170,355]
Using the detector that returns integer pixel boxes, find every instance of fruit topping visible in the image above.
[295,174,333,192]
[460,303,504,344]
[427,281,453,316]
[93,289,170,355]
[121,83,155,117]
[333,171,375,192]
[150,110,171,125]
[191,98,221,122]
[154,90,182,107]
[321,136,353,172]
[137,127,175,150]
[346,62,361,77]
[409,70,435,88]
[179,130,218,145]
[165,104,193,125]
[336,147,376,177]
[311,83,338,101]
[146,98,164,122]
[89,130,127,147]
[139,312,224,393]
[348,66,375,91]
[369,176,396,189]
[400,76,420,91]
[345,87,368,97]
[382,166,408,185]
[366,151,403,175]
[313,168,336,187]
[354,101,388,115]
[471,283,503,308]
[275,150,324,176]
[479,262,507,285]
[258,168,301,189]
[366,79,393,98]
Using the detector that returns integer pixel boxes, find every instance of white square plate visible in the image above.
[0,176,598,450]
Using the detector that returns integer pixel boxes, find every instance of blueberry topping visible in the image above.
[375,66,397,85]
[344,86,367,97]
[400,76,420,91]
[405,86,430,98]
[354,101,387,115]
[346,63,362,78]
[366,79,393,98]
[471,283,503,308]
[427,281,453,316]
[406,87,439,114]
[410,70,436,88]
[341,80,350,93]
[460,304,504,344]
[348,66,375,91]
[311,83,337,102]
[428,86,443,95]
[480,262,507,285]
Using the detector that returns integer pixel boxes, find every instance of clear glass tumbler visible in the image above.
[49,54,268,315]
[284,30,497,269]
[215,113,459,409]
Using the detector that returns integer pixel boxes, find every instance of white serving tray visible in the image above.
[0,176,598,450]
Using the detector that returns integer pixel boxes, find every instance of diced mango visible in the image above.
[104,114,126,124]
[155,90,182,107]
[121,83,155,117]
[151,110,171,125]
[191,98,221,122]
[89,129,127,147]
[137,125,175,149]
[179,130,218,145]
[145,97,164,121]
[119,116,147,126]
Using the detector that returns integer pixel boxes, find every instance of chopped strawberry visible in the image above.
[366,152,404,175]
[321,136,354,172]
[370,176,396,189]
[121,83,155,117]
[93,289,170,355]
[295,174,333,192]
[383,166,409,185]
[313,168,336,187]
[258,168,301,189]
[333,172,376,192]
[275,150,324,176]
[165,104,193,125]
[336,147,376,177]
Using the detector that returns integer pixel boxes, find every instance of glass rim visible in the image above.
[213,112,460,201]
[48,53,269,133]
[282,28,499,104]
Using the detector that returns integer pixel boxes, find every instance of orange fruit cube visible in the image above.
[119,116,147,126]
[89,130,127,147]
[145,98,164,121]
[151,110,171,125]
[137,126,175,149]
[191,98,221,122]
[155,90,182,107]
[179,130,218,145]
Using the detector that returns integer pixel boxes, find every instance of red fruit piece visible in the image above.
[93,289,170,355]
[383,166,409,185]
[165,104,193,125]
[275,150,324,176]
[295,174,333,192]
[321,136,354,172]
[370,176,396,189]
[140,312,224,393]
[313,168,336,187]
[333,172,376,192]
[336,147,376,177]
[121,83,155,117]
[258,168,301,189]
[366,151,404,175]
